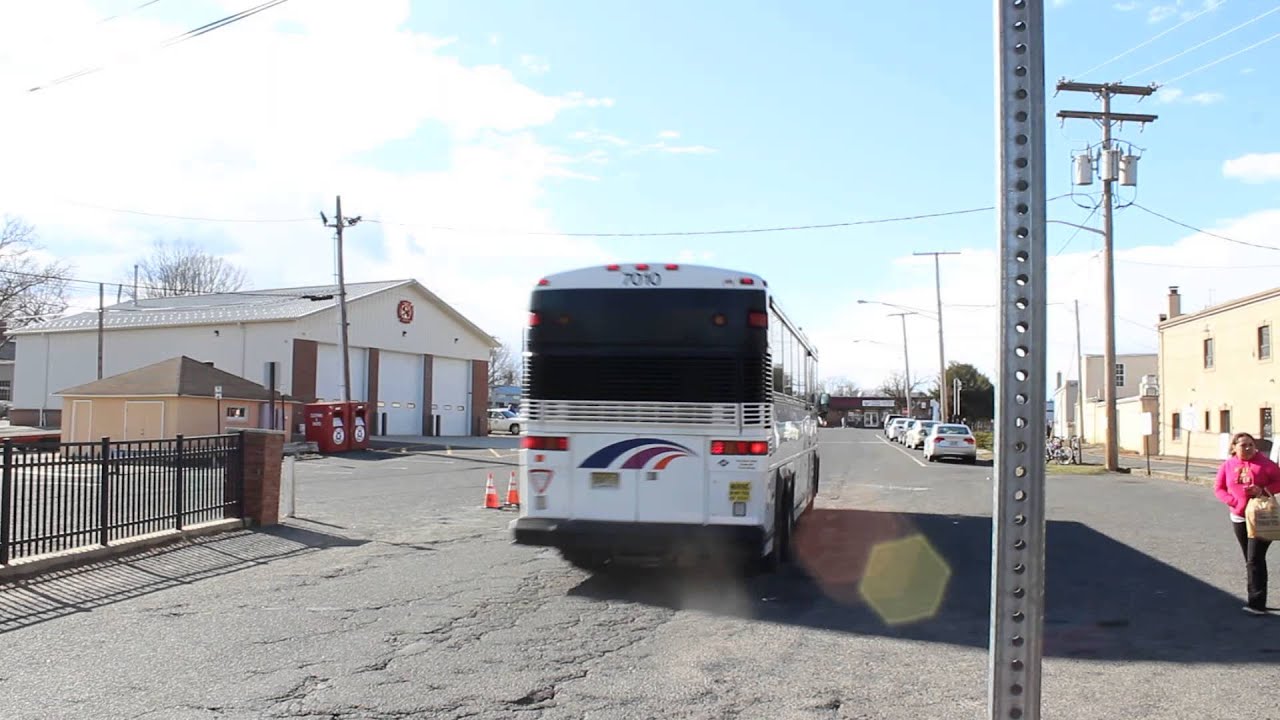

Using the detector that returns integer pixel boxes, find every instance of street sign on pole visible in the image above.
[214,385,223,400]
[992,0,1048,718]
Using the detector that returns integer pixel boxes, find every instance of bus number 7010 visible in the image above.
[622,271,662,287]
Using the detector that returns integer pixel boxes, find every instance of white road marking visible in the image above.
[853,483,930,492]
[877,435,928,468]
[488,448,501,458]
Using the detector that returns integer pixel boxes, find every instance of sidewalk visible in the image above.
[369,435,520,452]
[1079,445,1218,486]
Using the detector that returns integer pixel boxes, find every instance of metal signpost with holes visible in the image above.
[991,1,1048,719]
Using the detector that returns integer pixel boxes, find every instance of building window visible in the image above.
[1205,411,1211,433]
[1260,325,1272,360]
[1262,408,1273,439]
[1115,363,1126,388]
[0,380,10,401]
[225,406,246,419]
[1221,410,1231,434]
[1203,338,1215,369]
[1171,412,1181,440]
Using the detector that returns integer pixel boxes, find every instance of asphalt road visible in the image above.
[1,429,1276,719]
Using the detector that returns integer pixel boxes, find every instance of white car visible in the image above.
[905,420,939,449]
[487,408,521,435]
[887,418,910,442]
[923,423,978,463]
[881,414,904,436]
[895,419,918,444]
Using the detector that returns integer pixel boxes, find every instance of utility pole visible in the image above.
[914,251,959,421]
[321,196,362,404]
[97,283,104,380]
[1074,299,1085,444]
[1057,80,1156,472]
[133,264,139,306]
[890,311,914,415]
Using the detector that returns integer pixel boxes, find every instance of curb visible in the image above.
[0,518,247,581]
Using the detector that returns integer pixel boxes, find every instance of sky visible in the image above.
[1,0,1278,398]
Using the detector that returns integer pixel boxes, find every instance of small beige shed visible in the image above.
[56,356,293,443]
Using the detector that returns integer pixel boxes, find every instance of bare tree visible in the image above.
[0,216,71,329]
[876,372,926,402]
[134,239,248,298]
[819,376,861,397]
[488,343,520,387]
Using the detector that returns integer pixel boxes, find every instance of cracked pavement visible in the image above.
[3,434,1278,719]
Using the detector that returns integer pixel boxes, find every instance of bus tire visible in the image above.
[756,474,793,574]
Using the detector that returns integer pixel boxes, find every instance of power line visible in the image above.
[101,0,166,23]
[1119,258,1280,269]
[1131,202,1280,251]
[1076,0,1226,78]
[1124,4,1280,81]
[65,199,313,223]
[0,266,325,303]
[366,194,1076,238]
[29,0,292,93]
[1053,203,1100,256]
[1162,29,1280,84]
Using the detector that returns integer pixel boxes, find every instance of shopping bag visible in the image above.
[1245,490,1280,541]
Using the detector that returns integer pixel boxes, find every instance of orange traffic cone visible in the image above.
[505,470,520,508]
[483,473,501,509]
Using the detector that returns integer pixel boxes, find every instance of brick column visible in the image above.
[239,429,285,527]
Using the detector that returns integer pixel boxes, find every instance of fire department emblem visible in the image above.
[397,300,414,324]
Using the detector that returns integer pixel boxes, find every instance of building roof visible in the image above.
[56,356,285,401]
[7,279,498,347]
[1159,285,1280,330]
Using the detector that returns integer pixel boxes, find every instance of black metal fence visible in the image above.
[0,434,243,565]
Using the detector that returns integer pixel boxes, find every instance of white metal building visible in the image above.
[9,279,497,437]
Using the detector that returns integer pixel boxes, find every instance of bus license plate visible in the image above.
[591,472,620,489]
[728,482,751,502]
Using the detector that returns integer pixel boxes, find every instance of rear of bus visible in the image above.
[509,263,774,568]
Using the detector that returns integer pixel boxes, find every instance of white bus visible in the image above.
[509,262,824,572]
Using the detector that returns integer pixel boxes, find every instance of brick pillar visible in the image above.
[239,429,285,527]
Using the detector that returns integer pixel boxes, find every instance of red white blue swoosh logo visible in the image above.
[578,438,696,470]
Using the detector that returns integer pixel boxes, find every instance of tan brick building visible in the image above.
[1157,285,1280,458]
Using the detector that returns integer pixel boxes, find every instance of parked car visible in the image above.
[882,413,904,435]
[923,423,978,463]
[895,419,918,443]
[887,417,910,441]
[487,408,521,435]
[905,420,939,449]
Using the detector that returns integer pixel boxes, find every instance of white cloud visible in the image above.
[1223,153,1280,183]
[658,130,681,139]
[1149,3,1179,22]
[0,0,616,353]
[807,208,1280,398]
[1157,87,1224,105]
[570,129,630,146]
[657,144,716,155]
[519,54,551,75]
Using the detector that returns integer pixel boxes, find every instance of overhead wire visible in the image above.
[0,266,333,304]
[1131,203,1280,251]
[1076,0,1226,78]
[1123,4,1280,81]
[1162,29,1280,84]
[101,0,165,23]
[28,0,292,92]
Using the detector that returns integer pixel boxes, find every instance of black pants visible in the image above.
[1233,521,1272,609]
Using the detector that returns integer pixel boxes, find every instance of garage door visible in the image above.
[431,357,470,436]
[379,351,423,435]
[315,343,368,401]
[124,401,165,440]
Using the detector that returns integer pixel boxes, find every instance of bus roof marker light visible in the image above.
[606,264,620,271]
[538,278,550,286]
[665,264,679,270]
[635,263,650,271]
[739,277,755,285]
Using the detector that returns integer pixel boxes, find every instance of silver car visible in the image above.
[923,423,978,463]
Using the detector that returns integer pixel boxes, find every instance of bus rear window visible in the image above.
[529,288,767,350]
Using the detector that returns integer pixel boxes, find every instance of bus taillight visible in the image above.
[528,312,541,327]
[710,440,769,456]
[522,436,569,451]
[747,311,768,328]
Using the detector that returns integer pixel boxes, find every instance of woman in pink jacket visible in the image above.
[1214,431,1280,615]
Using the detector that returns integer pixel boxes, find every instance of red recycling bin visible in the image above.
[349,402,370,450]
[304,401,352,453]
